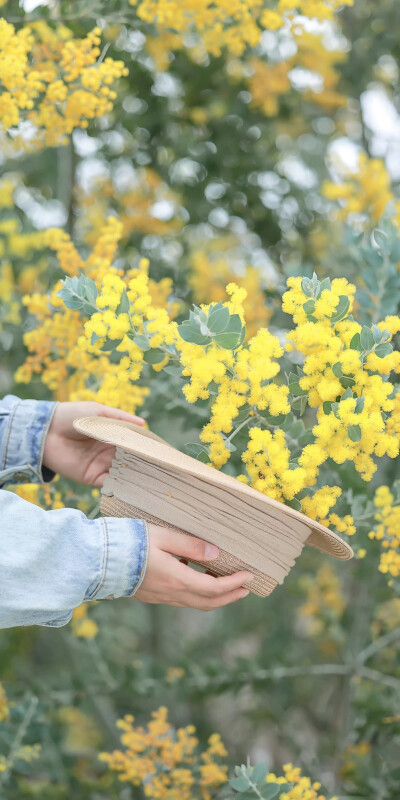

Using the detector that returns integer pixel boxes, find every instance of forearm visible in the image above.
[0,394,58,486]
[0,490,148,629]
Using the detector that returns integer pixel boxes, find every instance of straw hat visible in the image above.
[74,416,353,597]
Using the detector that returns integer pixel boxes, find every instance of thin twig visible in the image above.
[0,695,38,789]
[358,666,400,692]
[86,637,119,691]
[356,624,400,664]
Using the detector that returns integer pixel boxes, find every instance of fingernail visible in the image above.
[239,589,250,598]
[205,543,219,559]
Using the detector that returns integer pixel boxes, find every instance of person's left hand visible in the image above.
[43,401,145,486]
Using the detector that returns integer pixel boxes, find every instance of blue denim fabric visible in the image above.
[0,395,149,629]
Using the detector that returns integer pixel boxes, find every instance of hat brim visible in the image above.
[74,416,353,561]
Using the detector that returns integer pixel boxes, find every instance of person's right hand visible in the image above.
[134,524,253,610]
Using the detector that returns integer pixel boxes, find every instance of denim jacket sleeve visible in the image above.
[0,395,149,629]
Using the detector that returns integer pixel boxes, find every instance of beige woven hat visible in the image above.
[74,416,353,597]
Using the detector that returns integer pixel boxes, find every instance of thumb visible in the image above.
[149,525,220,561]
[94,403,145,426]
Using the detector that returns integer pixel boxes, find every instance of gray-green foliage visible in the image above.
[178,302,245,350]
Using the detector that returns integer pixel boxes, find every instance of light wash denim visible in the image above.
[0,395,148,629]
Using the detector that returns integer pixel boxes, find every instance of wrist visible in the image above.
[42,404,61,477]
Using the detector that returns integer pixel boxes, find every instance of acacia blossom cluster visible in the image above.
[19,220,400,543]
[130,0,353,56]
[99,707,338,800]
[247,30,348,119]
[369,486,400,580]
[323,153,400,225]
[0,20,127,147]
[99,706,228,800]
[189,248,272,340]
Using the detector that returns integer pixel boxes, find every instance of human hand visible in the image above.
[43,401,144,487]
[135,525,253,610]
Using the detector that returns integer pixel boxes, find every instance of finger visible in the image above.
[175,561,253,597]
[153,527,220,562]
[164,553,253,597]
[183,586,250,611]
[92,471,108,487]
[94,403,145,426]
[207,586,250,609]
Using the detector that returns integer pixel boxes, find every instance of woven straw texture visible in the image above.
[101,494,278,598]
[74,417,354,563]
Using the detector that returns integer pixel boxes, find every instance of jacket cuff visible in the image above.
[1,397,59,484]
[90,517,149,601]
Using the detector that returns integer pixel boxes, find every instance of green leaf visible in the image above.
[237,326,246,348]
[100,338,123,351]
[192,304,208,324]
[90,331,103,345]
[348,424,362,443]
[330,295,350,323]
[362,246,383,269]
[252,763,268,785]
[163,366,183,378]
[355,396,365,414]
[290,422,305,439]
[332,362,342,377]
[207,305,230,334]
[134,334,151,351]
[319,277,331,294]
[264,784,290,797]
[288,372,307,397]
[375,342,393,358]
[372,324,382,344]
[373,228,389,252]
[116,289,130,315]
[225,313,243,334]
[62,296,83,310]
[301,277,313,297]
[178,322,211,346]
[56,288,72,301]
[340,375,355,389]
[282,412,295,430]
[214,330,243,349]
[331,401,339,417]
[197,450,211,464]
[286,497,301,511]
[303,299,315,315]
[81,302,95,315]
[84,277,98,305]
[230,776,251,792]
[291,395,308,415]
[260,785,281,800]
[350,332,362,351]
[360,326,374,351]
[143,348,166,364]
[259,411,286,425]
[185,443,209,458]
[341,387,353,401]
[298,431,314,447]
